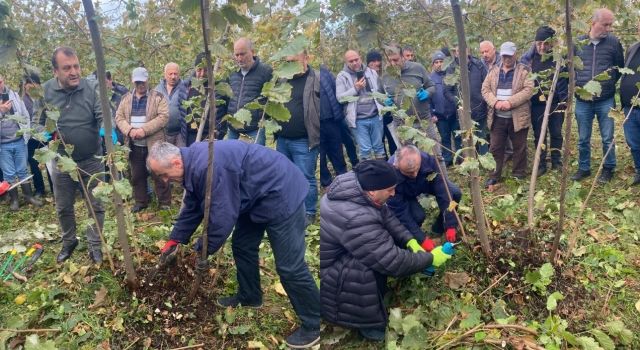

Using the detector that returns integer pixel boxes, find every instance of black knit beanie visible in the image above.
[366,50,382,64]
[535,26,556,41]
[354,160,398,191]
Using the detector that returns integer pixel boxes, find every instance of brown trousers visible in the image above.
[130,144,171,206]
[489,117,528,180]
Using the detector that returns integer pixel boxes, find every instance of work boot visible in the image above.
[8,188,19,211]
[216,294,262,308]
[597,168,614,184]
[285,326,320,348]
[537,165,547,177]
[571,169,591,181]
[57,239,79,263]
[21,183,43,207]
[358,327,385,341]
[89,249,103,265]
[551,160,562,170]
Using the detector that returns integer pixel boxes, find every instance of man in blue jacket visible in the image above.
[387,145,462,251]
[148,140,320,348]
[430,51,461,166]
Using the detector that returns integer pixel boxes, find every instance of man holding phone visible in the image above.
[336,50,386,160]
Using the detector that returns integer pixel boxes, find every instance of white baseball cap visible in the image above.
[131,67,148,82]
[500,42,517,56]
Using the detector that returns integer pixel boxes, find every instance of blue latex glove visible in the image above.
[42,131,52,142]
[99,128,118,145]
[416,88,429,101]
[384,97,394,106]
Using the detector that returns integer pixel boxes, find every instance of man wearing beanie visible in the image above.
[430,51,461,166]
[482,41,534,187]
[521,26,568,176]
[366,50,383,75]
[320,159,451,341]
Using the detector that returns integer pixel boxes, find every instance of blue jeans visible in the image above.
[232,203,320,331]
[352,115,385,160]
[0,139,29,184]
[436,116,463,164]
[623,106,640,173]
[227,128,266,146]
[276,137,318,216]
[575,98,616,171]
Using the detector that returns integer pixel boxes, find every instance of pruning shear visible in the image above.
[0,175,33,196]
[1,244,44,281]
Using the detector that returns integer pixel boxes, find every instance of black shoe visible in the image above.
[89,249,103,264]
[551,160,562,170]
[216,295,262,308]
[358,327,385,341]
[304,214,315,228]
[285,327,320,348]
[485,178,498,188]
[21,183,43,207]
[597,168,614,184]
[631,173,640,186]
[8,188,19,211]
[57,239,79,263]
[131,204,148,213]
[571,169,591,181]
[537,166,547,177]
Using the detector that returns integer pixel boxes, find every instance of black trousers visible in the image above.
[319,119,348,187]
[531,103,564,166]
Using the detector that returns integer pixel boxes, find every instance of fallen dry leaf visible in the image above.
[89,285,108,309]
[444,271,471,290]
[273,282,287,296]
[247,340,267,349]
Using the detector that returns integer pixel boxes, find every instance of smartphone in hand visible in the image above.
[1,93,9,103]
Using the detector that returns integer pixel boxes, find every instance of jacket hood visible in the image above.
[327,171,375,207]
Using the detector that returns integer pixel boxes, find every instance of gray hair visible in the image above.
[148,142,181,169]
[394,144,420,166]
[235,37,254,51]
[164,62,180,73]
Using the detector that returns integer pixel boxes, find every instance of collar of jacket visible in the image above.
[53,79,85,92]
[237,56,263,75]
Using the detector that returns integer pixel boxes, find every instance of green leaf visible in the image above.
[178,0,199,13]
[221,4,252,29]
[491,299,509,321]
[210,9,228,31]
[262,82,292,104]
[539,263,554,279]
[297,1,320,22]
[474,331,487,341]
[477,152,496,171]
[24,334,58,350]
[56,156,78,181]
[273,61,303,79]
[244,101,263,110]
[546,291,564,311]
[216,82,233,98]
[459,304,481,329]
[34,147,58,165]
[576,336,603,350]
[46,109,60,122]
[224,108,252,129]
[388,308,403,333]
[209,41,229,58]
[593,71,611,81]
[401,314,422,334]
[583,80,602,98]
[604,320,633,345]
[262,119,282,137]
[589,329,614,350]
[618,67,635,75]
[269,36,309,61]
[264,101,291,122]
[338,95,359,103]
[113,179,132,199]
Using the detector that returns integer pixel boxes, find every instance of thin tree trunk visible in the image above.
[527,61,562,229]
[552,0,575,264]
[81,0,137,287]
[189,0,218,301]
[450,0,491,257]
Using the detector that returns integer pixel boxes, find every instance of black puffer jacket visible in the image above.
[575,34,624,101]
[447,56,488,121]
[320,172,432,329]
[224,56,273,133]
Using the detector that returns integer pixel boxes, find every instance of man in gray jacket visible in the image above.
[155,62,188,147]
[381,44,441,161]
[336,50,387,160]
[43,46,105,264]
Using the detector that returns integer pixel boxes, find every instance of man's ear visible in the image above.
[171,157,183,169]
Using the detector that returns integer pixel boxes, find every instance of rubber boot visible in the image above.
[21,183,43,207]
[8,188,19,211]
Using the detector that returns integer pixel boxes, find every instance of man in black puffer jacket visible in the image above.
[222,38,273,145]
[573,8,624,184]
[320,160,451,341]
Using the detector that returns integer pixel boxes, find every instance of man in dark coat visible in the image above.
[521,26,569,176]
[621,24,640,186]
[320,160,451,341]
[387,145,462,251]
[148,140,320,348]
[319,65,348,187]
[572,8,624,183]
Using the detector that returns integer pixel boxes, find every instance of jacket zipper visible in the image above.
[591,44,596,79]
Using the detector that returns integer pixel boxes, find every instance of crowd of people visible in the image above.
[1,6,639,347]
